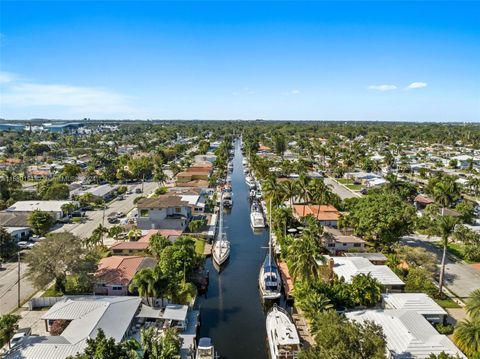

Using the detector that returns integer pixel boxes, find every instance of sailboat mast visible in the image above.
[218,194,223,256]
[268,198,272,267]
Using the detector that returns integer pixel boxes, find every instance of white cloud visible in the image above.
[0,71,144,117]
[367,84,397,91]
[0,71,17,84]
[405,82,427,90]
[290,89,300,95]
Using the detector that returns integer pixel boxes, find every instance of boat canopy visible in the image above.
[198,337,213,348]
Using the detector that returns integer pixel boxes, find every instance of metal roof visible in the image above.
[382,293,447,316]
[163,304,188,322]
[346,309,466,358]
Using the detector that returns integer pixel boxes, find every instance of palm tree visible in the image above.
[466,288,480,319]
[127,227,142,241]
[0,314,21,349]
[349,273,383,307]
[287,232,325,282]
[297,292,333,322]
[453,318,480,357]
[282,180,299,207]
[432,180,461,214]
[431,215,458,295]
[129,268,155,306]
[296,175,312,218]
[467,176,480,196]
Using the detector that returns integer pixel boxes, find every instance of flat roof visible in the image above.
[382,293,447,316]
[7,200,76,213]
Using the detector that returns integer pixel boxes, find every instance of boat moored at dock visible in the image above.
[266,305,301,359]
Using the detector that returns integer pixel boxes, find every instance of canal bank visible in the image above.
[198,139,269,359]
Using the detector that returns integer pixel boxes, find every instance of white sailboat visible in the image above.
[196,337,216,359]
[245,175,256,189]
[212,197,230,268]
[266,305,301,359]
[259,200,282,300]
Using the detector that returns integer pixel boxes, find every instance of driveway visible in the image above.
[402,234,480,299]
[324,177,361,200]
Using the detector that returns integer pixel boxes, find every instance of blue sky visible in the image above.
[0,1,479,121]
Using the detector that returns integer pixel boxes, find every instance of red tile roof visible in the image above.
[293,204,340,221]
[95,256,156,285]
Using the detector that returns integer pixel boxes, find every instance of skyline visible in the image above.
[0,1,479,122]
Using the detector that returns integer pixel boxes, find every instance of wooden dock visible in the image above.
[292,308,315,348]
[203,242,212,256]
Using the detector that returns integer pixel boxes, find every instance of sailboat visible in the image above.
[259,199,282,300]
[212,196,230,268]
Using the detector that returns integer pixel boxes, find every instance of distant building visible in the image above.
[322,227,366,255]
[6,200,78,220]
[43,122,83,133]
[0,123,26,132]
[71,184,118,201]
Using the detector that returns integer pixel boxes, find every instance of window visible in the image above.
[328,243,335,247]
[353,243,362,247]
[343,243,347,246]
[175,207,182,213]
[140,209,149,217]
[112,286,123,291]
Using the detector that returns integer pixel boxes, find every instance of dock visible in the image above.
[292,307,315,348]
[278,261,294,300]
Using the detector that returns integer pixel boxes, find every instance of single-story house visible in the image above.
[293,204,341,227]
[6,200,78,220]
[344,252,388,265]
[381,293,448,324]
[321,256,404,292]
[322,227,366,255]
[414,194,434,210]
[0,212,32,241]
[95,256,156,296]
[346,309,466,358]
[5,296,141,359]
[110,229,183,255]
[136,195,192,230]
[71,184,119,201]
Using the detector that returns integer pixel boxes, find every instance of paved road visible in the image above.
[402,234,480,298]
[324,177,361,200]
[52,181,159,238]
[0,261,36,314]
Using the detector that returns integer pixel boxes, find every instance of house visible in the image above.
[136,195,192,230]
[346,309,466,358]
[194,154,217,164]
[414,194,434,210]
[71,184,119,201]
[6,296,141,359]
[6,200,78,220]
[451,154,478,170]
[344,252,388,265]
[95,256,156,295]
[322,227,366,255]
[110,229,183,255]
[381,293,448,324]
[321,256,404,292]
[293,204,341,227]
[176,165,212,187]
[257,145,271,153]
[0,212,32,241]
[364,177,387,188]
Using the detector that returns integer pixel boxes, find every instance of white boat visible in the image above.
[250,201,265,228]
[255,190,262,200]
[259,200,282,300]
[245,175,256,189]
[266,305,301,359]
[212,197,230,268]
[249,189,256,198]
[223,192,233,208]
[242,159,248,166]
[196,337,216,359]
[228,162,234,172]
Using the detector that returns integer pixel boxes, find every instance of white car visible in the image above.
[17,241,36,249]
[10,328,31,347]
[30,236,46,242]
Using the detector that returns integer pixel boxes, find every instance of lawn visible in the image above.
[346,184,363,191]
[434,298,461,309]
[337,178,353,185]
[435,241,474,264]
[194,239,206,256]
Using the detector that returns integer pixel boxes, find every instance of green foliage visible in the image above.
[294,281,333,321]
[427,352,464,359]
[434,323,454,335]
[287,231,324,282]
[147,234,171,259]
[25,232,99,293]
[349,273,383,307]
[0,314,21,348]
[67,328,134,359]
[342,193,415,247]
[154,186,168,196]
[28,209,55,235]
[453,318,480,358]
[300,310,387,359]
[37,180,70,200]
[404,267,438,297]
[455,201,476,224]
[0,226,17,261]
[141,327,181,359]
[466,289,480,320]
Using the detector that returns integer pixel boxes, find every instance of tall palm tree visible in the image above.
[129,268,155,306]
[297,175,312,218]
[282,180,299,207]
[431,215,458,295]
[262,176,285,206]
[432,180,461,214]
[453,318,480,357]
[467,176,480,196]
[288,232,325,282]
[466,288,480,319]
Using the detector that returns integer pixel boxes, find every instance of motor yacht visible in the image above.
[266,305,301,359]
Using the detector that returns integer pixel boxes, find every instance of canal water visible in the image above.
[198,139,269,359]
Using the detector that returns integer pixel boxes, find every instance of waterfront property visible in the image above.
[322,227,366,255]
[346,309,466,358]
[136,195,192,230]
[381,293,448,324]
[321,256,405,292]
[292,204,341,227]
[5,296,142,359]
[95,256,157,295]
[110,229,183,255]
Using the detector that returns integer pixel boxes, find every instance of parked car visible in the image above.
[116,211,126,218]
[17,241,36,249]
[135,188,142,194]
[126,190,133,195]
[30,236,46,242]
[10,328,31,348]
[117,195,125,200]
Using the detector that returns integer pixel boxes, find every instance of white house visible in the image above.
[6,296,141,359]
[346,309,466,358]
[320,256,404,292]
[6,200,78,220]
[381,293,448,324]
[136,195,192,230]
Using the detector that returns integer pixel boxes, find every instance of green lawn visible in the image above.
[434,298,461,309]
[346,184,363,191]
[194,239,206,256]
[337,178,353,184]
[435,241,474,264]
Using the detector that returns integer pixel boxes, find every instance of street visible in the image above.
[402,234,480,299]
[0,181,159,314]
[52,181,159,238]
[324,177,361,200]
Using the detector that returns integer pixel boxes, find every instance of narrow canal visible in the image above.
[198,139,269,359]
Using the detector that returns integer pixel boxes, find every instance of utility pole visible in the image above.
[17,252,21,308]
[141,174,145,193]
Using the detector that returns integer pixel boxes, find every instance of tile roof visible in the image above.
[136,195,190,209]
[293,204,340,221]
[96,256,156,285]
